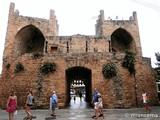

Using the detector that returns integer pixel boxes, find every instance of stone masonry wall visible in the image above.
[0,53,158,109]
[0,3,158,110]
[3,3,58,59]
[46,35,109,53]
[95,11,142,56]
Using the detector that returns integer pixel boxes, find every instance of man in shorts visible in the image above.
[92,88,99,118]
[51,91,58,117]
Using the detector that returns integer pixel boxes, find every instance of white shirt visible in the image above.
[142,93,147,103]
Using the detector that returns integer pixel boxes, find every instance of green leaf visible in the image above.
[102,62,117,79]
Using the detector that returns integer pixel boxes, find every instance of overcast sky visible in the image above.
[0,0,160,73]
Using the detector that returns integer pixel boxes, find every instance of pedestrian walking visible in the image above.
[142,90,151,113]
[96,93,104,119]
[79,91,82,102]
[6,90,17,120]
[25,90,34,119]
[51,91,58,117]
[74,96,76,102]
[91,88,99,118]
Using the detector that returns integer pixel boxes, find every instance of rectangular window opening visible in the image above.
[51,46,58,53]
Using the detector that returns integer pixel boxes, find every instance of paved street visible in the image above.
[0,97,160,120]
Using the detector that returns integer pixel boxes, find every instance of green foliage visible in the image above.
[15,63,24,73]
[32,52,43,59]
[154,52,160,80]
[40,62,56,74]
[122,50,135,74]
[102,62,117,79]
[154,68,160,80]
[155,52,160,67]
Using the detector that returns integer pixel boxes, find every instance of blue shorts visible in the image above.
[52,102,56,110]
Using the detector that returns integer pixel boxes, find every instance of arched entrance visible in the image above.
[66,66,92,108]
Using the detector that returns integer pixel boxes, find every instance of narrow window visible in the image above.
[86,41,88,52]
[67,42,69,53]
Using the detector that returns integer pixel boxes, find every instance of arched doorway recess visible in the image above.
[111,28,133,52]
[15,25,45,56]
[66,66,92,107]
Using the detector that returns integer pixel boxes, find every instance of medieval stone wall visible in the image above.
[46,35,109,53]
[0,3,158,109]
[0,53,158,109]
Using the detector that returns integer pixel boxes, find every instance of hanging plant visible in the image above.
[32,52,43,59]
[122,50,135,74]
[40,62,56,74]
[15,63,24,73]
[102,62,117,79]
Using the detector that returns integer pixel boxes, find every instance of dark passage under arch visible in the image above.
[66,66,92,107]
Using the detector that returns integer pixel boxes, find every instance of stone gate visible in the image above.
[0,3,158,109]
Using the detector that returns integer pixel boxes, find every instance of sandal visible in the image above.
[27,116,33,120]
[26,117,31,120]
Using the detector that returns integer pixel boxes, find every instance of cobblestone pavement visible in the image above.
[0,97,160,120]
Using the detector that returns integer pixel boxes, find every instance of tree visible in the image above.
[155,52,160,80]
[155,52,160,67]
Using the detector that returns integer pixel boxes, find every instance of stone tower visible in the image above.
[0,3,158,109]
[95,10,142,56]
[3,3,58,59]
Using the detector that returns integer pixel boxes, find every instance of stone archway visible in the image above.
[111,28,134,53]
[14,25,45,56]
[65,66,92,107]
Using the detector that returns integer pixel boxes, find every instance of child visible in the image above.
[96,93,104,119]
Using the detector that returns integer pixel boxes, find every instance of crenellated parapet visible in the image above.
[96,10,139,35]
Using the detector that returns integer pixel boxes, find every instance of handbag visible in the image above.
[14,110,17,115]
